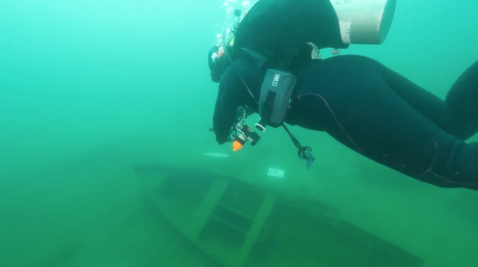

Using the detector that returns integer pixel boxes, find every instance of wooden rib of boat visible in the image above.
[132,164,424,267]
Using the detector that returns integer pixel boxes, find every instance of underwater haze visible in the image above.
[1,1,478,267]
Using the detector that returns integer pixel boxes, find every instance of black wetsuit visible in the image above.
[212,52,478,190]
[211,0,478,190]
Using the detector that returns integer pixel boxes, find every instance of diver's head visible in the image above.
[208,46,224,83]
[208,45,235,83]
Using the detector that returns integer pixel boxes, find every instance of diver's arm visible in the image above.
[212,72,243,144]
[212,100,234,145]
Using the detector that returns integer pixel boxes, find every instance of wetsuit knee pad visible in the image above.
[427,137,478,188]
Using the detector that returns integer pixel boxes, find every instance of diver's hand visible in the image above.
[209,126,234,145]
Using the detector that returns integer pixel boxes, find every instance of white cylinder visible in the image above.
[330,0,397,45]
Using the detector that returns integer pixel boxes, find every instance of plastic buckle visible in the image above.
[255,123,266,132]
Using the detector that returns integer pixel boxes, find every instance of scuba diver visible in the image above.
[208,0,478,190]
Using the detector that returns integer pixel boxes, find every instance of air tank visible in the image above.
[330,0,397,45]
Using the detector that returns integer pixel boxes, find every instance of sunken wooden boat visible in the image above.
[133,164,424,267]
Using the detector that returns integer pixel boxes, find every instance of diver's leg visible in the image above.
[445,60,478,138]
[379,60,478,140]
[298,55,478,189]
